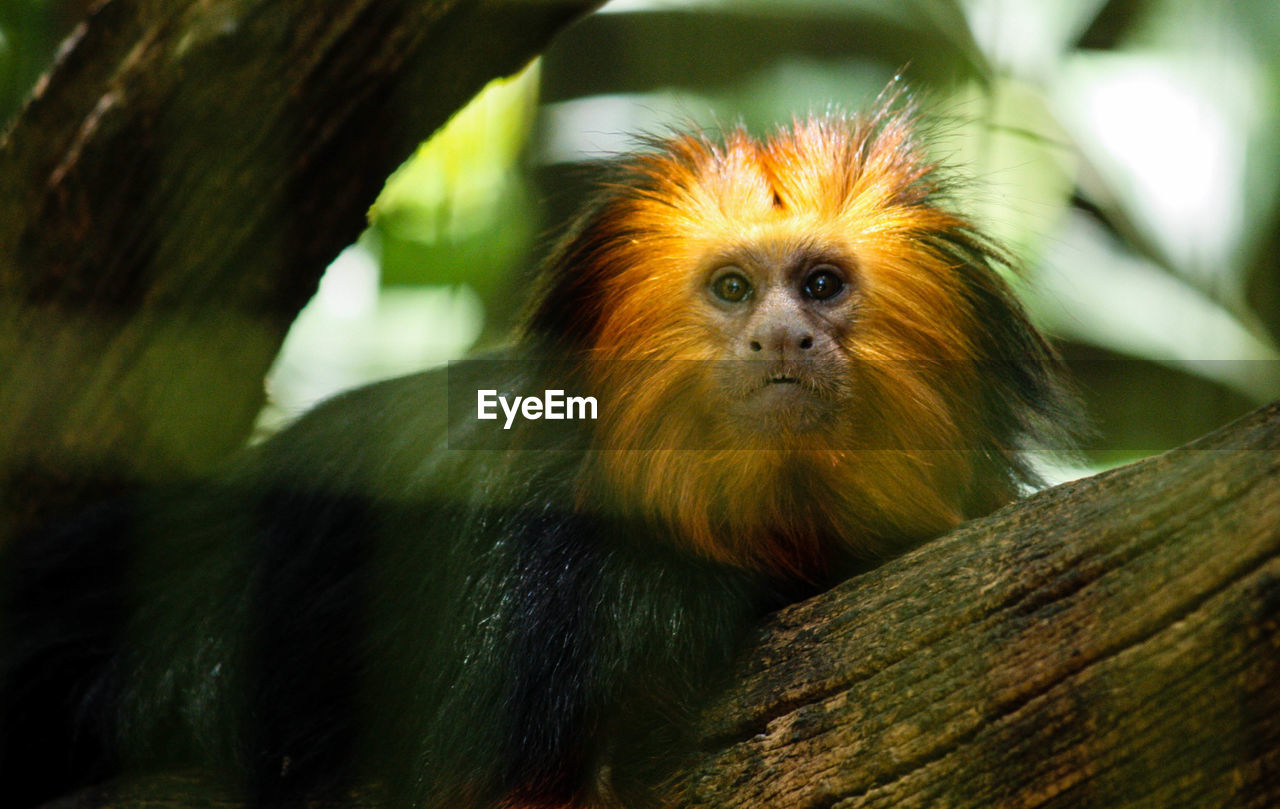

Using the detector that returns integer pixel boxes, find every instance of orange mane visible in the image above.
[526,103,1067,582]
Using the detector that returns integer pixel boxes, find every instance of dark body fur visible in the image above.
[1,362,783,808]
[0,107,1075,808]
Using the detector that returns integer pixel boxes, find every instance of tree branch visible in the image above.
[669,399,1280,809]
[0,0,602,542]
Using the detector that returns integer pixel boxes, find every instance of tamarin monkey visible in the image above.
[0,99,1075,808]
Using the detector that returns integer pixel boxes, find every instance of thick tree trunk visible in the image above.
[0,0,601,544]
[668,399,1280,809]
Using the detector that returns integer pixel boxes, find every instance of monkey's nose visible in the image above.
[749,326,815,359]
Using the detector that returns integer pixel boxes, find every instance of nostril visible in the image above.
[799,336,813,350]
[749,341,762,352]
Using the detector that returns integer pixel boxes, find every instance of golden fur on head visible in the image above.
[527,100,1072,583]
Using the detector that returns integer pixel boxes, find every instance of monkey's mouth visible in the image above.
[754,367,822,394]
[720,366,840,437]
[712,360,845,420]
[751,375,819,403]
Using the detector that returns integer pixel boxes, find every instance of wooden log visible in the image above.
[670,400,1280,809]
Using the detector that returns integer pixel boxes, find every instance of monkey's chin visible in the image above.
[728,382,839,441]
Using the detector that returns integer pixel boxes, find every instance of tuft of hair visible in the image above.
[524,98,1079,583]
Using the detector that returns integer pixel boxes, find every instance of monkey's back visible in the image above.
[0,357,768,808]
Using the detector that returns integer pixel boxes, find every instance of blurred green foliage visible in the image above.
[4,0,1277,469]
[370,63,540,295]
[0,0,88,126]
[260,66,541,430]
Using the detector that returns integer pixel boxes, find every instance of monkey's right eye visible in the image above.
[711,271,752,303]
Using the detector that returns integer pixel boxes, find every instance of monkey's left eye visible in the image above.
[803,266,845,301]
[711,271,752,303]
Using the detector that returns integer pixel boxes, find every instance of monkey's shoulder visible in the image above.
[234,351,586,533]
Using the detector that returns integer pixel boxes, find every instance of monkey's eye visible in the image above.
[803,266,845,301]
[711,271,752,303]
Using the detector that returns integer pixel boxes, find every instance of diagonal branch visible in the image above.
[671,400,1280,809]
[0,0,602,543]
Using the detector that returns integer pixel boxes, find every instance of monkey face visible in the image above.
[546,116,997,454]
[698,243,858,437]
[529,110,1067,571]
[573,201,960,454]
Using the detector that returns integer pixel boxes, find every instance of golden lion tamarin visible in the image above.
[0,99,1073,808]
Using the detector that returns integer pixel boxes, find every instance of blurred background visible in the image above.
[3,0,1278,478]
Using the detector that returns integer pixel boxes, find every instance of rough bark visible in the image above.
[0,0,601,543]
[667,399,1280,809]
